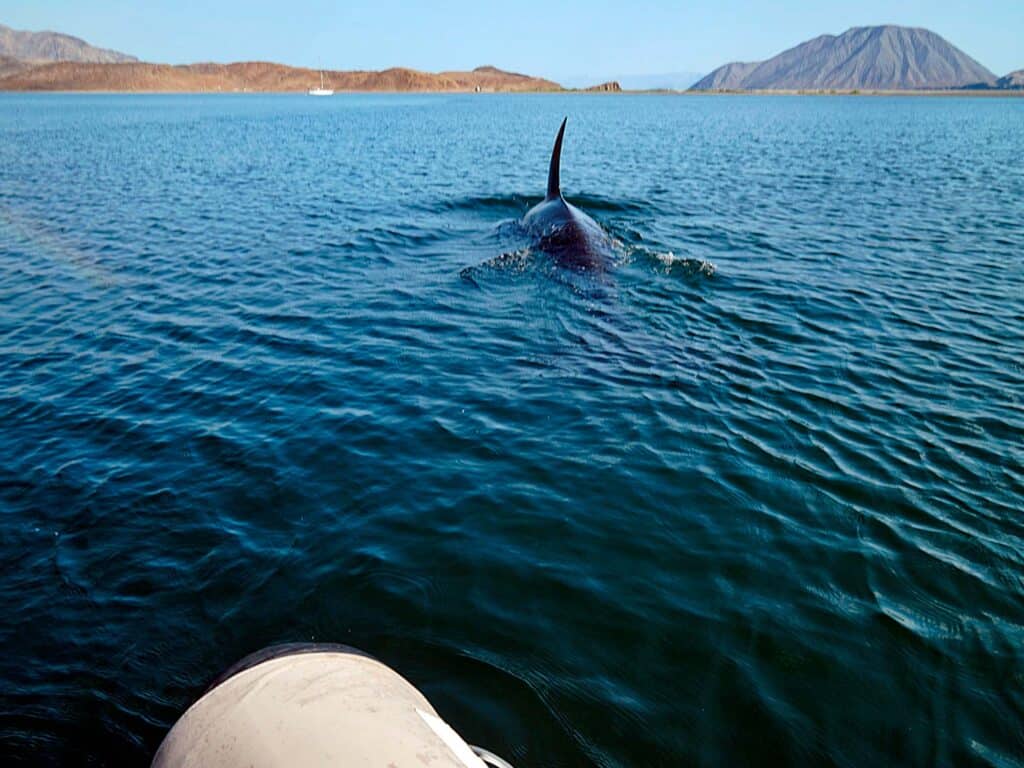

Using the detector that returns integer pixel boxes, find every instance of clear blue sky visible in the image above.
[4,0,1021,78]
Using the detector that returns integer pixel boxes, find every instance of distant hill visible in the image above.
[0,23,136,63]
[996,70,1024,89]
[0,60,563,92]
[0,54,33,78]
[0,23,564,92]
[692,26,996,91]
[691,62,758,91]
[436,65,561,91]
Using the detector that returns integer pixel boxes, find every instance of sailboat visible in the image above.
[308,69,334,96]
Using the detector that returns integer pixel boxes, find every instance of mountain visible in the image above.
[692,26,996,91]
[0,61,563,92]
[0,23,136,63]
[996,70,1024,89]
[691,62,758,90]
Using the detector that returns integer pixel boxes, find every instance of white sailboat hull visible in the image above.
[309,68,333,96]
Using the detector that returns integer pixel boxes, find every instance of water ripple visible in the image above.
[0,93,1022,767]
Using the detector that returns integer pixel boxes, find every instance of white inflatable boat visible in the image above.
[152,643,513,768]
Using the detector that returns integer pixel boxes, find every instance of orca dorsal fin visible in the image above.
[546,117,567,200]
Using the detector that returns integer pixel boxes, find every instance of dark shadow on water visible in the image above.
[376,637,596,768]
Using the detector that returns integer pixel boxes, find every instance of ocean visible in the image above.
[1,93,1022,766]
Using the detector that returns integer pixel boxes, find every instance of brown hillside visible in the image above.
[0,54,36,79]
[0,60,563,92]
[439,65,561,92]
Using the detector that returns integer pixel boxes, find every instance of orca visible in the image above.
[522,117,613,271]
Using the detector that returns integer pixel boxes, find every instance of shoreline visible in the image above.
[674,88,1024,97]
[2,88,1022,96]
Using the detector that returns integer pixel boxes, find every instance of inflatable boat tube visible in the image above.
[152,643,513,768]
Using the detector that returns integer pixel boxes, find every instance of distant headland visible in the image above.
[0,22,565,92]
[0,59,568,93]
[0,23,584,92]
[0,21,1020,94]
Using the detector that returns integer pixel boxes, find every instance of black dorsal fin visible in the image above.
[546,117,567,200]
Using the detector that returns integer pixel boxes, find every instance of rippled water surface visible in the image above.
[1,94,1023,766]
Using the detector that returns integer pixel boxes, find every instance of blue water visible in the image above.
[1,93,1022,767]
